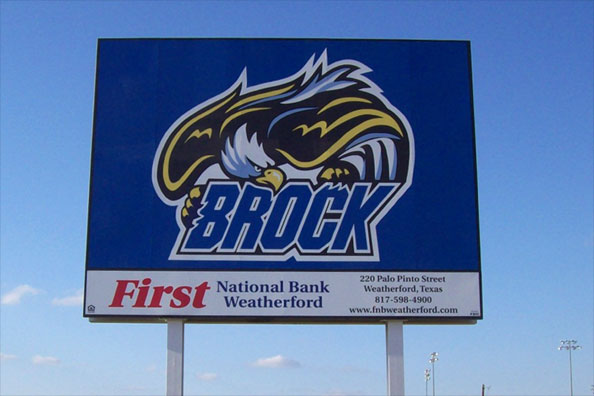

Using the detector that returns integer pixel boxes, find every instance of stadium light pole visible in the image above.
[481,384,491,396]
[429,352,438,396]
[558,340,581,396]
[424,369,431,396]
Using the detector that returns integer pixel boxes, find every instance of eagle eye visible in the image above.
[253,165,262,173]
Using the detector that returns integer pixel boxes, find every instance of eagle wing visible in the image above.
[155,89,239,202]
[264,65,409,182]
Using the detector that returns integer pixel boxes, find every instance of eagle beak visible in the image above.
[255,168,285,192]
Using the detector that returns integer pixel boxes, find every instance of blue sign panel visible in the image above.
[85,39,481,321]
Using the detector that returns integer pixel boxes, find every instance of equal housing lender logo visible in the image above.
[152,51,414,261]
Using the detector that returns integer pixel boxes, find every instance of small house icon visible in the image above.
[87,305,96,313]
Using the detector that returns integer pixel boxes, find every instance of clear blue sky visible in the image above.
[1,1,592,395]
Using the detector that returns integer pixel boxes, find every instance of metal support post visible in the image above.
[167,319,185,396]
[386,321,405,396]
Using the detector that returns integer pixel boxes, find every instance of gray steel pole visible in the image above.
[167,319,185,396]
[386,321,405,396]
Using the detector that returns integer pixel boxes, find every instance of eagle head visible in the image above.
[220,123,285,191]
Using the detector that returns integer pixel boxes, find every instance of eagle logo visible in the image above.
[153,51,414,261]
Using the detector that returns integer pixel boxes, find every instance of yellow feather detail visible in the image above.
[278,112,403,168]
[162,92,236,193]
[318,97,372,114]
[220,107,269,136]
[294,121,328,136]
[226,84,295,113]
[294,109,402,138]
[184,128,212,143]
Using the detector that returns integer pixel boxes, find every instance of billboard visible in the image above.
[84,39,481,322]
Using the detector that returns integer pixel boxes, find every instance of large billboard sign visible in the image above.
[84,39,482,322]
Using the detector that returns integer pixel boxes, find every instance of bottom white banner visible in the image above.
[84,271,481,320]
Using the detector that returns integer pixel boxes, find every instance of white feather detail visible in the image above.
[340,137,398,180]
[221,124,274,178]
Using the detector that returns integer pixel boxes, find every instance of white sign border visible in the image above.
[84,270,482,322]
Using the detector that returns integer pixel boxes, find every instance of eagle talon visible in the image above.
[180,186,203,229]
[318,163,357,184]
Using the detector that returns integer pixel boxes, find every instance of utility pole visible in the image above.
[424,369,431,396]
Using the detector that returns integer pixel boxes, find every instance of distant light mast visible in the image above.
[558,339,581,396]
[429,352,438,396]
[424,369,431,396]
